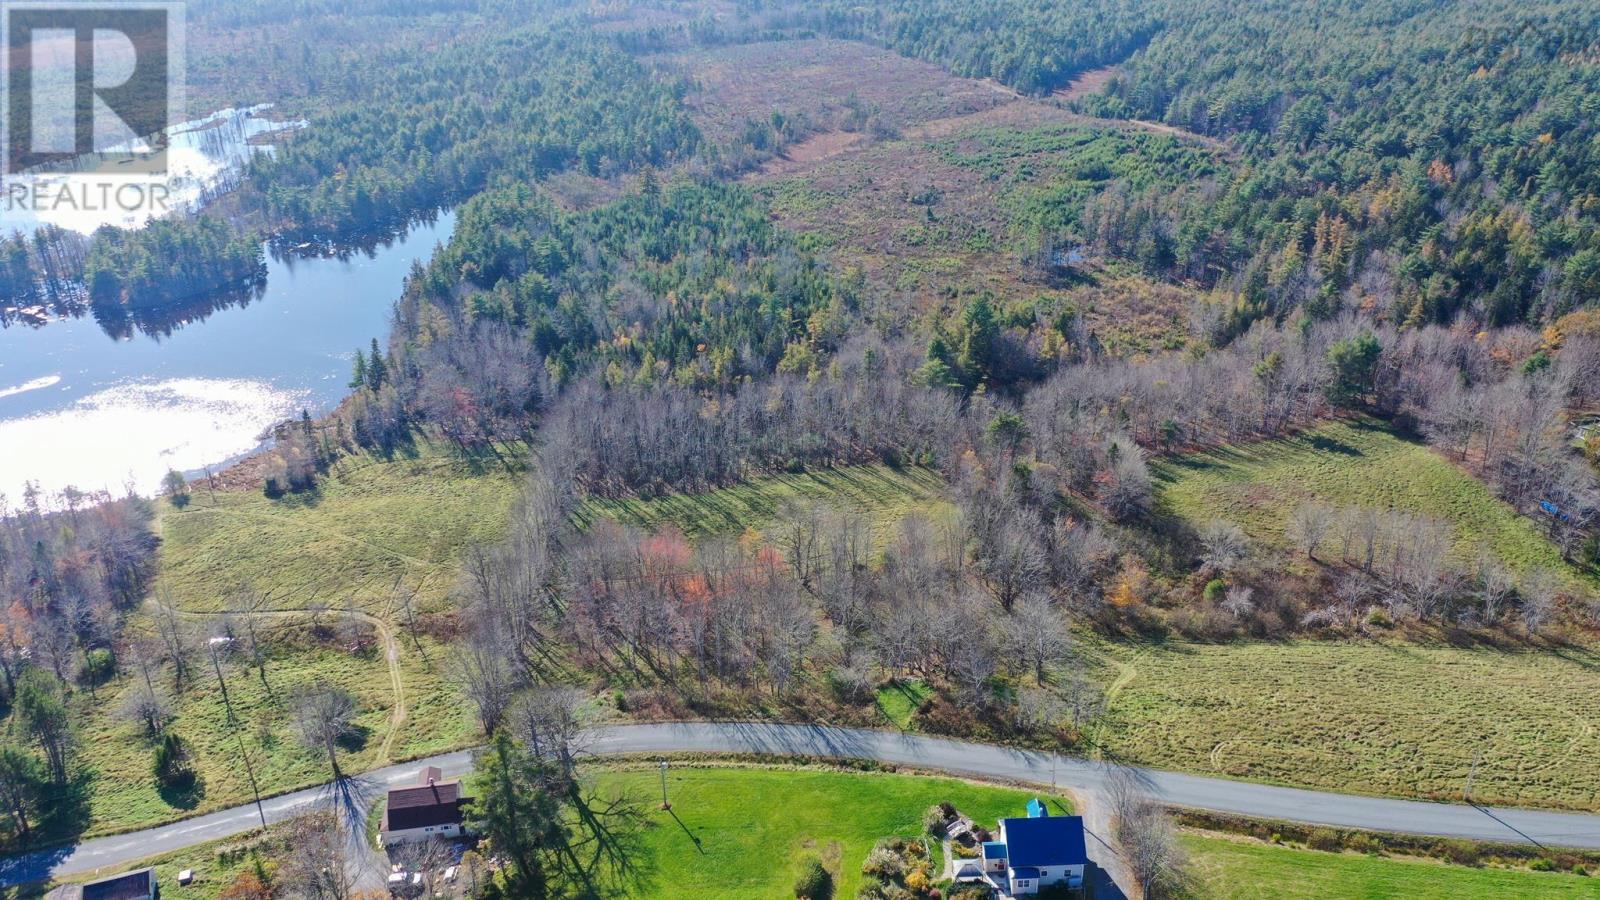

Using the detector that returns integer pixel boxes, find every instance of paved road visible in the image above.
[10,722,1600,890]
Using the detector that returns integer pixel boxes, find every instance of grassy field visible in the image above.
[57,445,514,838]
[590,766,1054,899]
[578,464,949,546]
[1152,419,1589,583]
[1184,832,1600,898]
[1089,638,1600,810]
[159,446,524,616]
[69,621,476,837]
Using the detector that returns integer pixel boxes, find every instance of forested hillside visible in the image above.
[707,0,1600,331]
[246,27,700,242]
[6,4,1600,891]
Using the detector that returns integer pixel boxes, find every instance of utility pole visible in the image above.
[235,729,268,830]
[208,636,237,725]
[1463,748,1482,804]
[659,760,671,810]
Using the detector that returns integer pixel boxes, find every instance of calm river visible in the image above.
[0,210,456,502]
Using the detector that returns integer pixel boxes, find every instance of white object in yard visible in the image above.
[443,866,459,883]
[177,869,194,885]
[387,872,408,887]
[411,872,424,885]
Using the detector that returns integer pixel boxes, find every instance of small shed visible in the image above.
[1026,797,1048,818]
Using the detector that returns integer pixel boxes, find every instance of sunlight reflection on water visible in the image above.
[0,378,305,500]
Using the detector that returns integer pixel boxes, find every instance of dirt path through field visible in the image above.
[150,598,409,766]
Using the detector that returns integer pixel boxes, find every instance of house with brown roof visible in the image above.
[379,766,472,847]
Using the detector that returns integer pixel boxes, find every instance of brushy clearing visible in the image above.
[1089,638,1600,810]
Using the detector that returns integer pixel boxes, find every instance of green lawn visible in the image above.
[589,766,1055,899]
[1090,638,1600,810]
[577,464,949,546]
[159,445,524,616]
[1185,832,1600,898]
[1152,420,1589,583]
[876,679,933,730]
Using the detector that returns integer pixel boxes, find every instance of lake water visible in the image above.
[0,210,456,503]
[1,105,304,235]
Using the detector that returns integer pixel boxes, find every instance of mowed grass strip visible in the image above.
[1090,639,1600,810]
[576,464,949,545]
[1152,419,1589,583]
[159,446,523,615]
[589,766,1053,899]
[1184,832,1600,898]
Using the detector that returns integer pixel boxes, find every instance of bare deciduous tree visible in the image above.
[450,625,519,735]
[117,681,172,738]
[1520,568,1561,634]
[996,595,1071,684]
[290,681,358,778]
[1108,769,1190,900]
[515,685,589,790]
[1287,501,1335,561]
[1198,519,1249,573]
[278,812,357,900]
[1220,585,1255,619]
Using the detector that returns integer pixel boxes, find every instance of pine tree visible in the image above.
[366,338,388,391]
[349,349,367,390]
[466,732,563,898]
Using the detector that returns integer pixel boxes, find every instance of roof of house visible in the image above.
[982,840,1008,860]
[1011,866,1041,879]
[383,779,468,832]
[82,868,154,900]
[999,814,1088,868]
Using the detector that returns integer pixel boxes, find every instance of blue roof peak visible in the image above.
[999,815,1088,867]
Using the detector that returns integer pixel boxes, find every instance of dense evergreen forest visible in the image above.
[244,26,700,242]
[333,176,847,455]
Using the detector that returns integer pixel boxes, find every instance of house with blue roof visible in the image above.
[953,798,1088,897]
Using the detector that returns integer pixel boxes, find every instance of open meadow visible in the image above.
[1153,419,1594,584]
[1090,638,1600,810]
[158,445,524,617]
[1183,831,1600,898]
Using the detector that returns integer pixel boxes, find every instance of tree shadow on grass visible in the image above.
[158,771,206,811]
[1307,434,1362,457]
[32,770,93,848]
[550,786,656,900]
[336,723,373,754]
